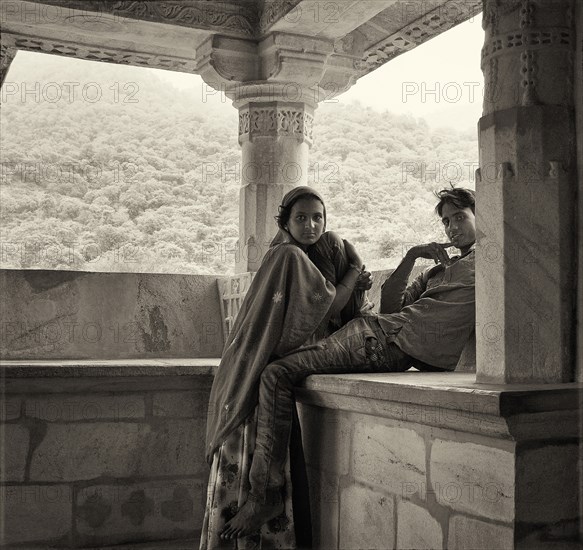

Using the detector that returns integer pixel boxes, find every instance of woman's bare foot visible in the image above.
[220,498,284,540]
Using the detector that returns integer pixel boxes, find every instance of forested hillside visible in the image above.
[0,53,478,274]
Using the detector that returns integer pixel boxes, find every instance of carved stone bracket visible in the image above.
[259,33,333,83]
[1,45,17,87]
[320,52,364,100]
[237,101,314,145]
[198,31,361,105]
[1,33,199,73]
[194,35,259,91]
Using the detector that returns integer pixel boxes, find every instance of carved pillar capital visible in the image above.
[233,81,316,146]
[237,100,314,146]
[481,0,575,113]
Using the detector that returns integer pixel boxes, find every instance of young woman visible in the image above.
[200,186,370,549]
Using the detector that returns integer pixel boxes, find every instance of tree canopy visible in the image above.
[0,53,478,274]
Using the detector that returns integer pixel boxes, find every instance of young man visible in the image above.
[221,187,476,540]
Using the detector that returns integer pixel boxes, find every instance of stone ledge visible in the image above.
[300,372,582,413]
[296,372,582,440]
[0,359,220,378]
[5,540,201,550]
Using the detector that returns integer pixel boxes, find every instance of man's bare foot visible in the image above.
[220,498,284,540]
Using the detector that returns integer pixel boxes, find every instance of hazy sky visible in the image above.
[152,13,484,132]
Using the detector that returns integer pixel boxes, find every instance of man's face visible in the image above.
[441,202,476,253]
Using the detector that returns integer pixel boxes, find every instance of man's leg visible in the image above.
[221,317,410,539]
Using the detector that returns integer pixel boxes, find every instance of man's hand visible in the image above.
[405,242,454,265]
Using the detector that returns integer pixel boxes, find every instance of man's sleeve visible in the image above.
[380,264,428,313]
[401,271,429,307]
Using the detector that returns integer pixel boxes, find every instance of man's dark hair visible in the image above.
[434,187,475,217]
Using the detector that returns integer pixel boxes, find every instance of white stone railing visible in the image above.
[216,272,255,345]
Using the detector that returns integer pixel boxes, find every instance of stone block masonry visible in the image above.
[297,371,582,549]
[0,361,217,548]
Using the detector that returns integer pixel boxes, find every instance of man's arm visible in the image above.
[380,256,424,313]
[380,242,453,314]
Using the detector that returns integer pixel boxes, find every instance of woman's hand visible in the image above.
[343,239,364,270]
[355,267,373,290]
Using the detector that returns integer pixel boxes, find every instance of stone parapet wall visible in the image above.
[2,365,580,548]
[0,270,225,360]
[0,267,425,362]
[0,360,218,548]
[296,372,582,549]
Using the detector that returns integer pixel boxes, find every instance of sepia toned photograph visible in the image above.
[0,1,581,549]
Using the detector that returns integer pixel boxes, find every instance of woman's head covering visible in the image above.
[271,186,326,246]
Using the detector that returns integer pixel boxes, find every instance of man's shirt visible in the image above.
[377,247,475,369]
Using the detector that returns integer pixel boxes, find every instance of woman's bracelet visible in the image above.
[348,264,363,276]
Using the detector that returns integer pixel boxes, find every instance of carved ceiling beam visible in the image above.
[0,32,200,74]
[1,0,486,99]
[356,0,483,71]
[262,0,400,40]
[12,0,258,38]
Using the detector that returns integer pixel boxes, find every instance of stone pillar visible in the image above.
[574,0,583,539]
[195,33,361,273]
[233,84,315,272]
[476,0,577,383]
[1,45,17,88]
[575,0,583,385]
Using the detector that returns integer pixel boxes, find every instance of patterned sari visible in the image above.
[201,229,365,549]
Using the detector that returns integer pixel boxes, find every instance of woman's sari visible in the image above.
[201,231,367,549]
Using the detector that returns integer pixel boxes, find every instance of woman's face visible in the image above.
[285,197,325,247]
